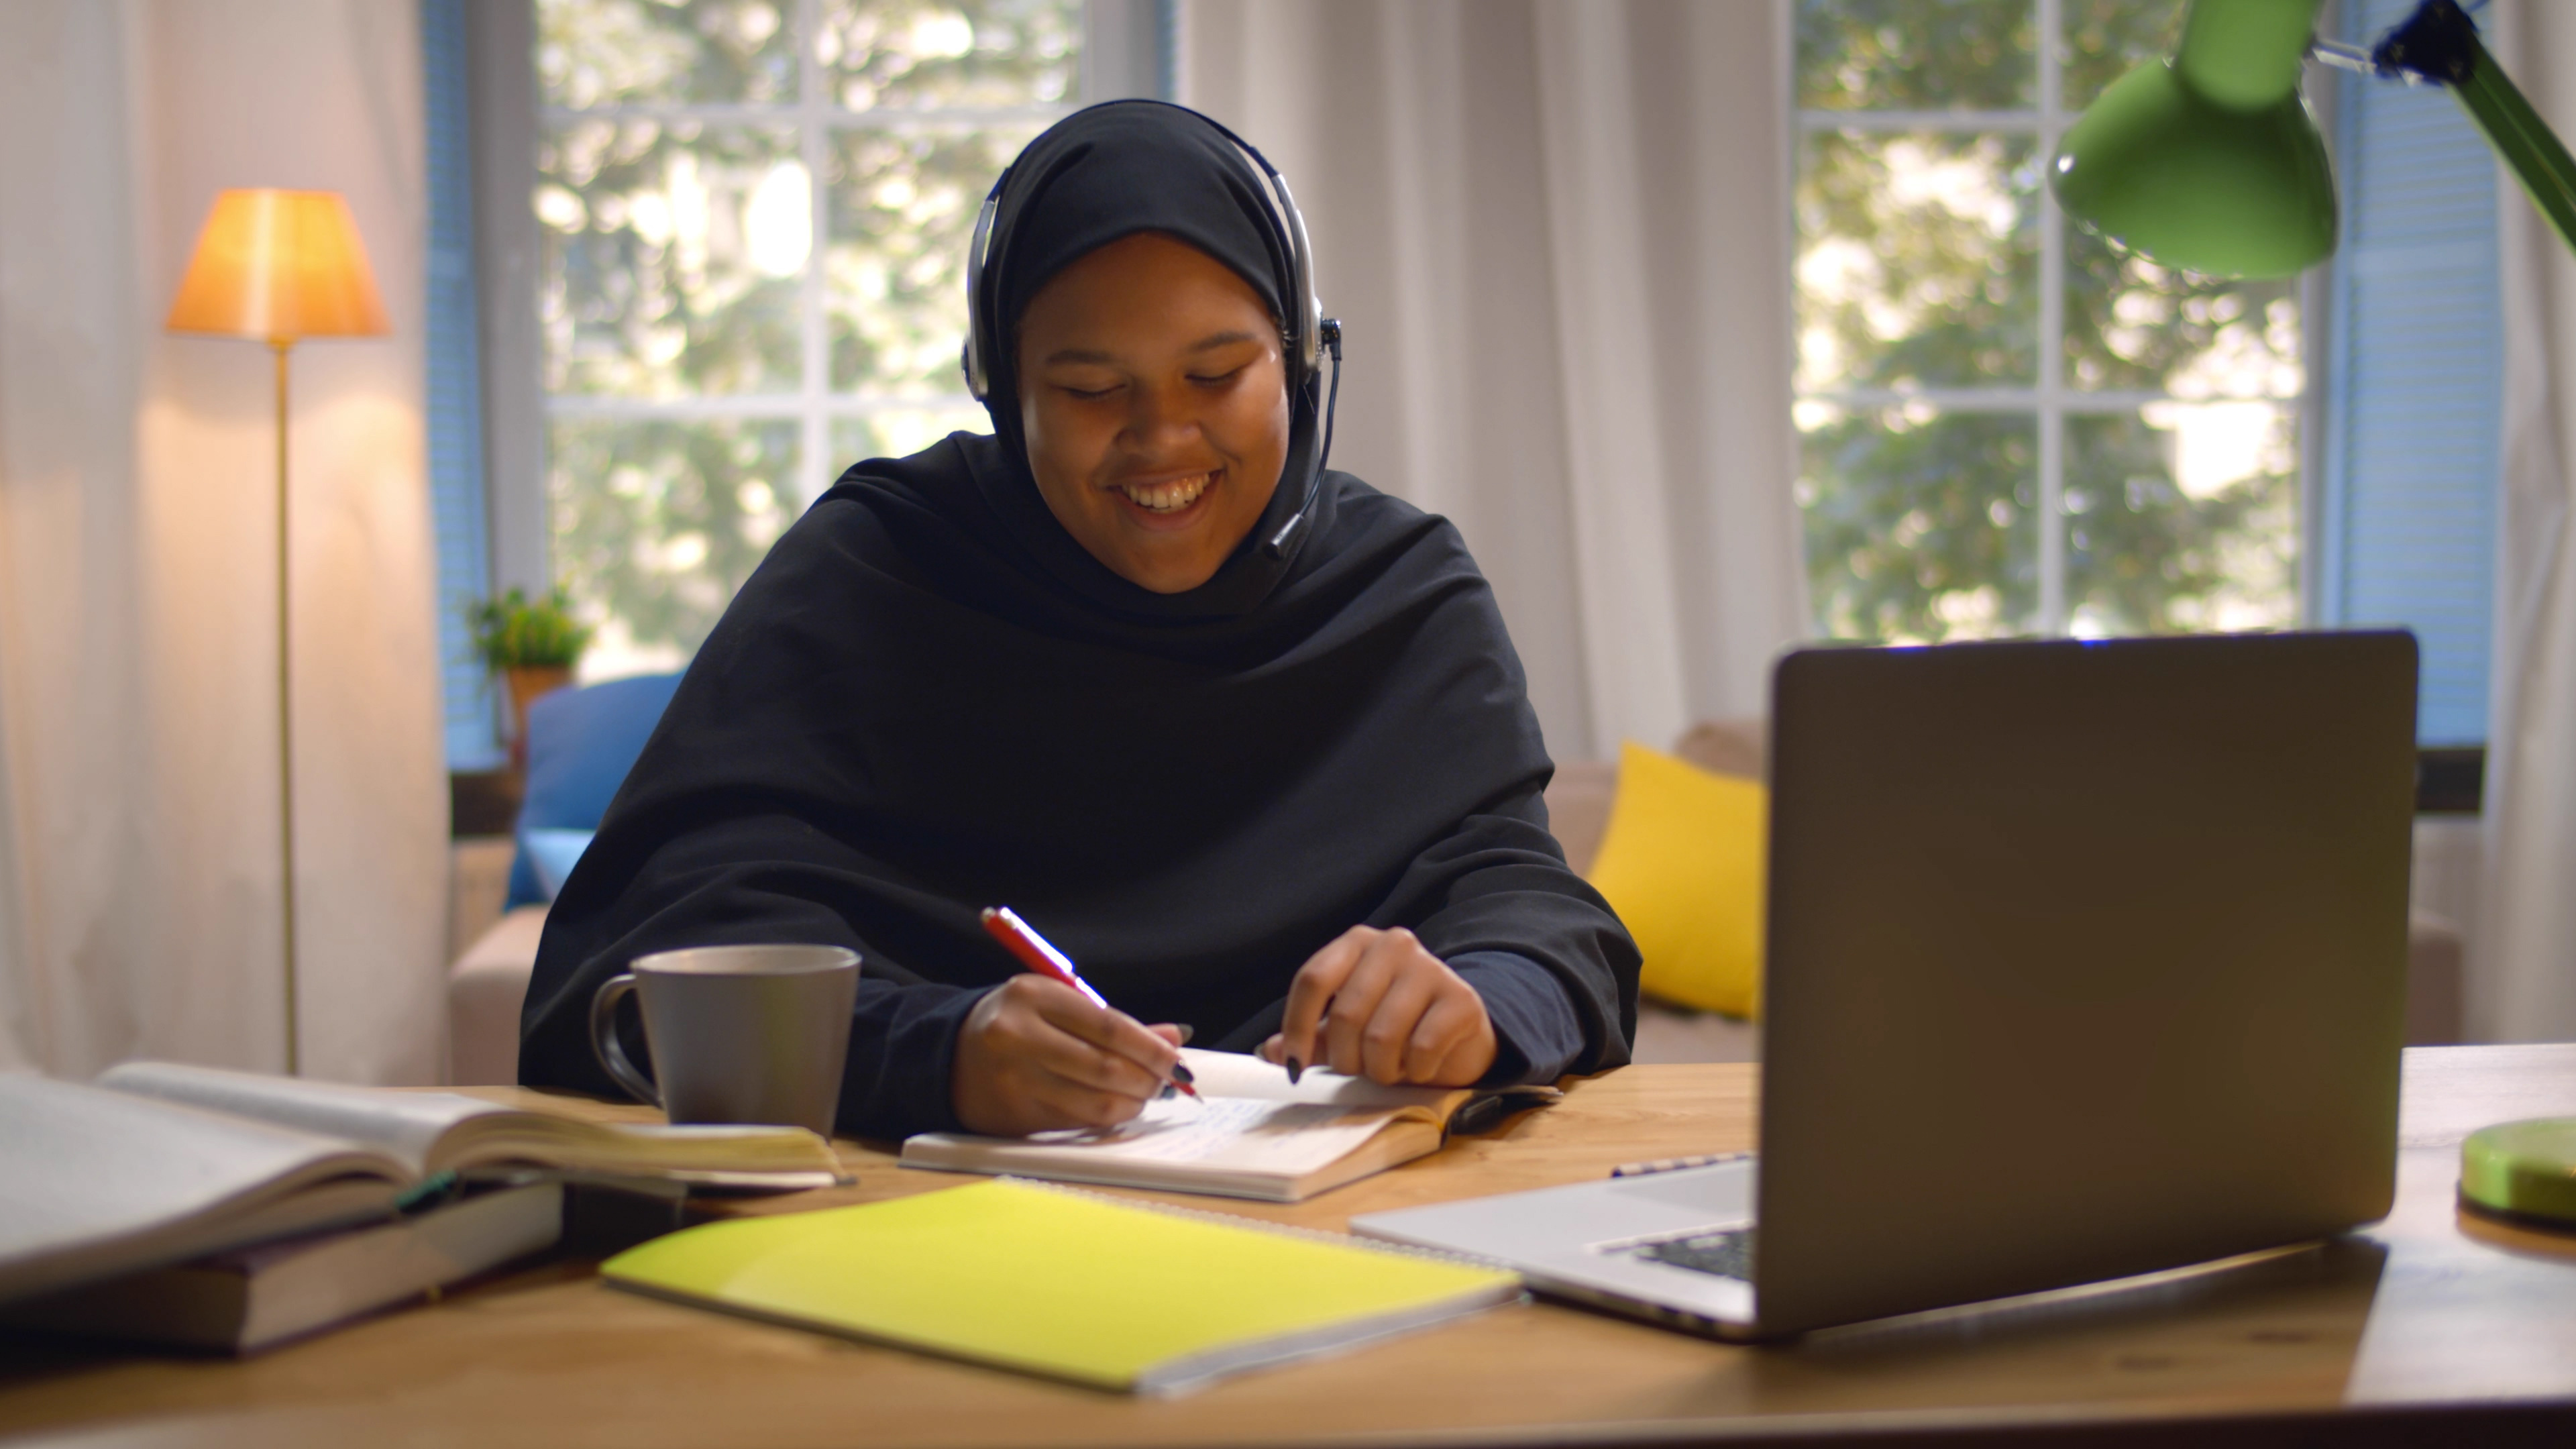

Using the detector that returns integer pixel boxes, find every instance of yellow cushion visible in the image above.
[1583,741,1766,1020]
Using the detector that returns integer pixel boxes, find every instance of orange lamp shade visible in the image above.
[166,189,390,342]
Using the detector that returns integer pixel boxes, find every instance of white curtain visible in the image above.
[0,0,447,1081]
[2481,1,2576,1042]
[1181,0,1810,761]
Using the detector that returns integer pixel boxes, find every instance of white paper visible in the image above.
[97,1062,503,1179]
[1020,1096,1400,1175]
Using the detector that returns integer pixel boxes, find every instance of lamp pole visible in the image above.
[272,337,299,1077]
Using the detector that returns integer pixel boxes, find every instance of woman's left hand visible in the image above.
[1258,926,1496,1086]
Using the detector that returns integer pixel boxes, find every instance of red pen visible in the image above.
[981,906,1200,1101]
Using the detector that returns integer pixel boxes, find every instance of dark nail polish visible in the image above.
[1169,1061,1195,1085]
[1157,1083,1176,1100]
[1285,1056,1303,1085]
[1173,1024,1195,1045]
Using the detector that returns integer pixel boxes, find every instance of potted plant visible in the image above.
[466,587,594,767]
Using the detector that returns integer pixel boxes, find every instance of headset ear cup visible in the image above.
[1259,165,1322,390]
[962,184,1002,401]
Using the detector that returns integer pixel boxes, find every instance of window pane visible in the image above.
[1796,131,2039,392]
[551,417,800,674]
[1796,0,2034,112]
[826,125,1042,394]
[1800,405,2039,642]
[2064,406,2298,636]
[540,121,805,397]
[2065,229,2302,396]
[830,408,991,477]
[2061,0,2184,112]
[538,0,798,108]
[820,0,1080,110]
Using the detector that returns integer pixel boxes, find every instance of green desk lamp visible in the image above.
[2056,0,2576,1234]
[2053,0,2576,278]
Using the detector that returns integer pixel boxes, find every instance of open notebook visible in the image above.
[900,1049,1547,1202]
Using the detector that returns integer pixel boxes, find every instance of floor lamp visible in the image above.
[166,189,390,1076]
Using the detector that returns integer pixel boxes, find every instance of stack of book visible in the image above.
[0,1063,845,1353]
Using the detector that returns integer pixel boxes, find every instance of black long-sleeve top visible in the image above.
[517,434,1639,1139]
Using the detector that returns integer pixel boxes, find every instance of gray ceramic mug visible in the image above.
[588,944,860,1135]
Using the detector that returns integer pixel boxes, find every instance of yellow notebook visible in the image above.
[600,1179,1521,1394]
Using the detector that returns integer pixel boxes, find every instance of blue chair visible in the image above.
[504,672,684,908]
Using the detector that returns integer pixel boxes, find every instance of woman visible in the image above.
[519,101,1638,1139]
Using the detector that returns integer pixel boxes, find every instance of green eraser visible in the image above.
[2459,1118,2576,1227]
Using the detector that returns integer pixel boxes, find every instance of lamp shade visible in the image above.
[166,189,390,341]
[2051,0,2337,280]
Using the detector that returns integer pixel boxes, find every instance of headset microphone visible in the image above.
[1262,316,1342,560]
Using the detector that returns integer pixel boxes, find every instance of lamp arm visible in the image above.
[2309,38,2377,76]
[2455,37,2576,257]
[2373,0,2576,258]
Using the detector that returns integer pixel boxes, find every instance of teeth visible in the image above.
[1117,472,1214,513]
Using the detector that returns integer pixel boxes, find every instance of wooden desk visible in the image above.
[3,1048,2574,1447]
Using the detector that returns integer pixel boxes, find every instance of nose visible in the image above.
[1119,374,1201,455]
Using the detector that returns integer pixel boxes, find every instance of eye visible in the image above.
[1058,382,1122,401]
[1187,364,1249,388]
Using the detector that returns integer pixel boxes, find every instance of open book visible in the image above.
[0,1062,845,1305]
[900,1049,1550,1202]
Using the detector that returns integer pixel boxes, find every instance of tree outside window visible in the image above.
[1794,0,2306,644]
[536,0,1079,676]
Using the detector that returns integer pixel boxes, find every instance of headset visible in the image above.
[960,107,1344,560]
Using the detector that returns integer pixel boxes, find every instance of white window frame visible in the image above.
[468,0,1163,602]
[1790,0,2330,635]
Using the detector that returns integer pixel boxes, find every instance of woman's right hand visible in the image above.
[951,975,1187,1136]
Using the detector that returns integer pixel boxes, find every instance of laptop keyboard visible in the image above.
[1625,1226,1756,1282]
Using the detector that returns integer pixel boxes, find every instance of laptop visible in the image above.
[1353,631,2419,1340]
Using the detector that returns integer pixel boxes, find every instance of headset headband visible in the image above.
[961,110,1323,402]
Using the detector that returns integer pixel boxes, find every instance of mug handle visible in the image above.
[588,973,661,1108]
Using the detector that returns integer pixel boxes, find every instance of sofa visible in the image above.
[443,672,680,1087]
[443,714,2467,1084]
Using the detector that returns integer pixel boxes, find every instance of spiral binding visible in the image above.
[997,1177,1531,1281]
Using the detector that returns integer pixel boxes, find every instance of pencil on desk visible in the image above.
[1609,1152,1752,1179]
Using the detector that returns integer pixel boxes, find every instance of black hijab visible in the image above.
[519,102,1638,1138]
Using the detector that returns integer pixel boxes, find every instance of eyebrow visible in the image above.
[1039,331,1267,367]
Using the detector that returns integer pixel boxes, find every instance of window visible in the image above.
[533,0,1099,678]
[1792,0,2306,645]
[2320,0,2501,745]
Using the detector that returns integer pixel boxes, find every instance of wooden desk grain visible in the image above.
[1,1050,2572,1447]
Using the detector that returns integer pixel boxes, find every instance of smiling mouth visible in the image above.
[1113,471,1217,515]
